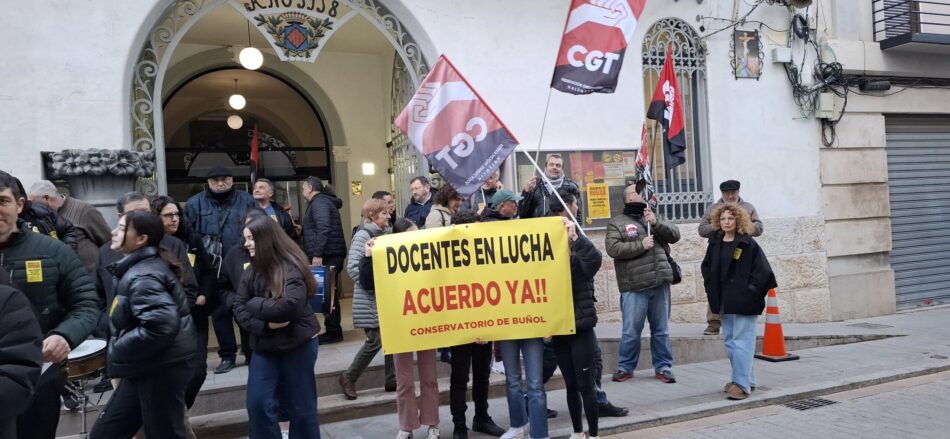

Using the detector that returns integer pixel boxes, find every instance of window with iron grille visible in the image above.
[641,18,713,222]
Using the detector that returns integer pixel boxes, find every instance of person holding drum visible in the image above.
[89,211,197,438]
[233,216,321,438]
[0,171,100,439]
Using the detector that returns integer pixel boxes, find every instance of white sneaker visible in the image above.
[396,430,412,439]
[570,433,588,439]
[426,427,440,439]
[500,426,526,439]
[492,360,506,375]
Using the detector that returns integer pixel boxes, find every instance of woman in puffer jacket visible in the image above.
[338,198,395,400]
[233,216,321,439]
[553,216,603,439]
[90,211,196,439]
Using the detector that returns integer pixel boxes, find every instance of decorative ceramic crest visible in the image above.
[229,1,358,62]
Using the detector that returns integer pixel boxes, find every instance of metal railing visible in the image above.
[873,0,950,43]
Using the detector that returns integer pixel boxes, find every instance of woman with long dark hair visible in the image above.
[233,216,321,438]
[701,203,776,401]
[90,211,196,439]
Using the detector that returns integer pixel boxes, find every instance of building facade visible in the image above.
[1,0,947,323]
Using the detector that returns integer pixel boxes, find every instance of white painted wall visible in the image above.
[401,0,824,219]
[12,0,947,223]
[0,0,158,186]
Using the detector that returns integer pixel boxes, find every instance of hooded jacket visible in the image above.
[605,212,681,292]
[701,233,777,315]
[106,246,196,378]
[185,187,258,254]
[568,234,602,331]
[232,262,320,353]
[347,222,388,328]
[0,227,100,348]
[17,202,80,256]
[0,285,42,439]
[303,192,347,258]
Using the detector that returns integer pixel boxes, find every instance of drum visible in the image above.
[66,339,107,380]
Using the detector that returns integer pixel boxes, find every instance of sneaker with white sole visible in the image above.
[569,433,588,439]
[492,360,505,375]
[396,430,412,439]
[500,426,526,439]
[426,427,440,439]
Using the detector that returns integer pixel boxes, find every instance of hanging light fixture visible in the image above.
[239,21,264,70]
[227,115,244,130]
[229,78,246,110]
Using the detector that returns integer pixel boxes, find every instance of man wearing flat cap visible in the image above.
[697,179,763,335]
[185,166,258,373]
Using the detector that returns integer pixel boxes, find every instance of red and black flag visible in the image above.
[646,47,686,169]
[551,0,647,95]
[250,124,260,182]
[634,123,658,211]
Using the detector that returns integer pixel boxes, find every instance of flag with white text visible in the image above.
[551,0,647,94]
[646,47,686,169]
[395,56,519,197]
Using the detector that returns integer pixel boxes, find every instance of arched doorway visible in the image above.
[128,0,433,196]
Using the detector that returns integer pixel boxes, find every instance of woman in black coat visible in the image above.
[553,216,603,439]
[91,211,197,439]
[700,203,776,401]
[233,216,320,439]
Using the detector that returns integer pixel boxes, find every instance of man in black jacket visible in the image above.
[5,173,81,255]
[0,271,43,439]
[0,171,100,439]
[252,178,297,239]
[480,189,521,222]
[301,176,346,344]
[517,154,582,222]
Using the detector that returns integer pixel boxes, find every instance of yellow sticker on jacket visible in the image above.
[109,297,119,316]
[187,252,196,267]
[733,248,743,260]
[243,262,250,270]
[270,214,279,223]
[32,226,40,233]
[25,260,43,283]
[49,230,58,240]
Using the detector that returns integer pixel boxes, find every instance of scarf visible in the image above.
[623,202,646,217]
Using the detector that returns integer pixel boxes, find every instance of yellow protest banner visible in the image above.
[587,183,610,219]
[372,217,575,354]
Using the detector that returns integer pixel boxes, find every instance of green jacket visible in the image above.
[605,213,681,292]
[0,228,100,348]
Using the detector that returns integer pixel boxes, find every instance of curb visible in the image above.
[582,362,950,438]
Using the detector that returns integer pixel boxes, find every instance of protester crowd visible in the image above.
[0,155,774,439]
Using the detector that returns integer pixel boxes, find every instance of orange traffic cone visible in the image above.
[755,289,800,362]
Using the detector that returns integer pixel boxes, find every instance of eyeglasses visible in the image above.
[161,212,182,219]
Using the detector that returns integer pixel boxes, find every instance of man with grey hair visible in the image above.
[28,180,110,274]
[252,178,297,239]
[519,153,582,221]
[606,184,680,384]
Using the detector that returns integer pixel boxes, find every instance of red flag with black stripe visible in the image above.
[646,47,686,169]
[551,0,647,95]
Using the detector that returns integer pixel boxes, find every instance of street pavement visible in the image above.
[615,370,950,438]
[315,305,950,439]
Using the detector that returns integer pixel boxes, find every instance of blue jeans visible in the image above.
[721,314,757,393]
[247,338,320,439]
[617,284,673,374]
[498,338,547,438]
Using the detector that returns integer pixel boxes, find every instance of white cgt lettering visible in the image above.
[434,117,488,169]
[567,45,621,74]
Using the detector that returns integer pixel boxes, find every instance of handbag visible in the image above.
[200,206,232,277]
[657,235,682,285]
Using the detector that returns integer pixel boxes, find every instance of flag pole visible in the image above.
[533,88,555,163]
[646,119,661,236]
[517,145,585,236]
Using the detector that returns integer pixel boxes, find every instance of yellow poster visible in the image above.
[371,217,576,354]
[586,183,610,219]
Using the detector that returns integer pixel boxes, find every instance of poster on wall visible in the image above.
[586,183,610,219]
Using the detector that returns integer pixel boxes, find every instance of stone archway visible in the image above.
[128,0,433,194]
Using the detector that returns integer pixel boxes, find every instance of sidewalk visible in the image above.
[317,305,950,439]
